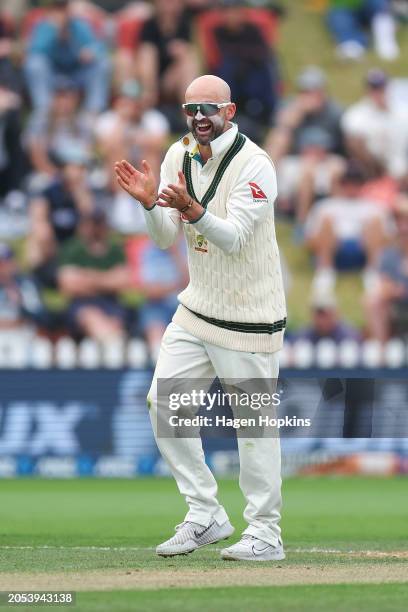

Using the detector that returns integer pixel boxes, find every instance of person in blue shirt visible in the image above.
[24,0,110,117]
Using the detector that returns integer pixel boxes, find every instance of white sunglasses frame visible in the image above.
[181,102,231,117]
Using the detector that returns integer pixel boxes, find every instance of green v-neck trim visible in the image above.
[182,132,246,209]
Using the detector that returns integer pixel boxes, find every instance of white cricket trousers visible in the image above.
[147,322,282,546]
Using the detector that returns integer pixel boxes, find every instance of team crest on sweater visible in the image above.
[194,233,208,253]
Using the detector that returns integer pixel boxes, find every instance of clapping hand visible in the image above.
[115,159,157,209]
[158,171,192,211]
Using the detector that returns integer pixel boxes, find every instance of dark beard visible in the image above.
[191,120,225,145]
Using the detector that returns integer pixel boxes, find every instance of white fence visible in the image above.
[0,336,407,369]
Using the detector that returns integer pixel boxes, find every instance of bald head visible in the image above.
[185,75,231,104]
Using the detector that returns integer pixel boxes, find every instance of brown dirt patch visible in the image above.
[1,563,407,591]
[350,551,408,559]
[293,549,408,560]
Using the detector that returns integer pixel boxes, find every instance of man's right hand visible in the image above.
[115,159,157,209]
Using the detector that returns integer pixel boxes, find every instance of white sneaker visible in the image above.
[312,267,336,293]
[336,41,365,61]
[221,535,285,562]
[373,13,399,61]
[363,267,380,293]
[156,519,234,557]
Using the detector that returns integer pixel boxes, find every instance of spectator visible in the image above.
[0,1,28,21]
[276,126,345,223]
[326,0,399,61]
[0,83,26,200]
[365,195,408,341]
[390,0,408,19]
[94,79,168,180]
[341,69,408,180]
[0,14,22,94]
[24,75,93,186]
[0,242,49,357]
[305,163,389,292]
[211,1,280,141]
[58,209,128,341]
[137,0,198,114]
[112,1,154,89]
[293,290,361,344]
[24,0,111,119]
[93,79,169,233]
[26,145,93,288]
[126,232,188,359]
[265,66,343,162]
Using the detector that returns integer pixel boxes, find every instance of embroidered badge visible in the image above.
[194,233,208,253]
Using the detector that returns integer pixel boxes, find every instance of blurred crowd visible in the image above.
[1,0,408,360]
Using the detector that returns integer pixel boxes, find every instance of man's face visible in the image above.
[368,86,387,109]
[313,307,337,335]
[184,79,236,145]
[80,218,108,245]
[298,90,325,114]
[63,163,86,185]
[301,145,327,160]
[341,179,362,199]
[50,5,70,29]
[224,7,244,30]
[53,89,79,115]
[117,96,141,121]
[155,0,182,18]
[186,106,229,145]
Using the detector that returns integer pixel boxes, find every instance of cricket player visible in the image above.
[115,75,287,561]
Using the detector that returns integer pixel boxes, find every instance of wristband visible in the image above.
[180,198,194,213]
[144,197,158,211]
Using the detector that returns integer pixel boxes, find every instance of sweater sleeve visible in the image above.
[142,149,182,249]
[191,155,277,255]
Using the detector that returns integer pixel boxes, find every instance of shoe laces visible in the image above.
[241,534,256,541]
[175,521,195,532]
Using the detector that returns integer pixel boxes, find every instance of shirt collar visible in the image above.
[180,122,238,161]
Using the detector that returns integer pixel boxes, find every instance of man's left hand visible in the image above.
[158,171,192,211]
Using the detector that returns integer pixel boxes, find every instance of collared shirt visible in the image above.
[143,124,277,255]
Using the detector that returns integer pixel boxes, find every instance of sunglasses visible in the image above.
[182,102,231,117]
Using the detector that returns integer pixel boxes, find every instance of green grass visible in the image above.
[5,584,408,612]
[0,478,407,610]
[1,477,407,568]
[73,583,408,612]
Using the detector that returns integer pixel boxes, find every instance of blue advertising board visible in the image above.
[1,369,407,477]
[0,370,157,477]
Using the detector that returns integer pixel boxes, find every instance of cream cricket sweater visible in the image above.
[143,123,287,353]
